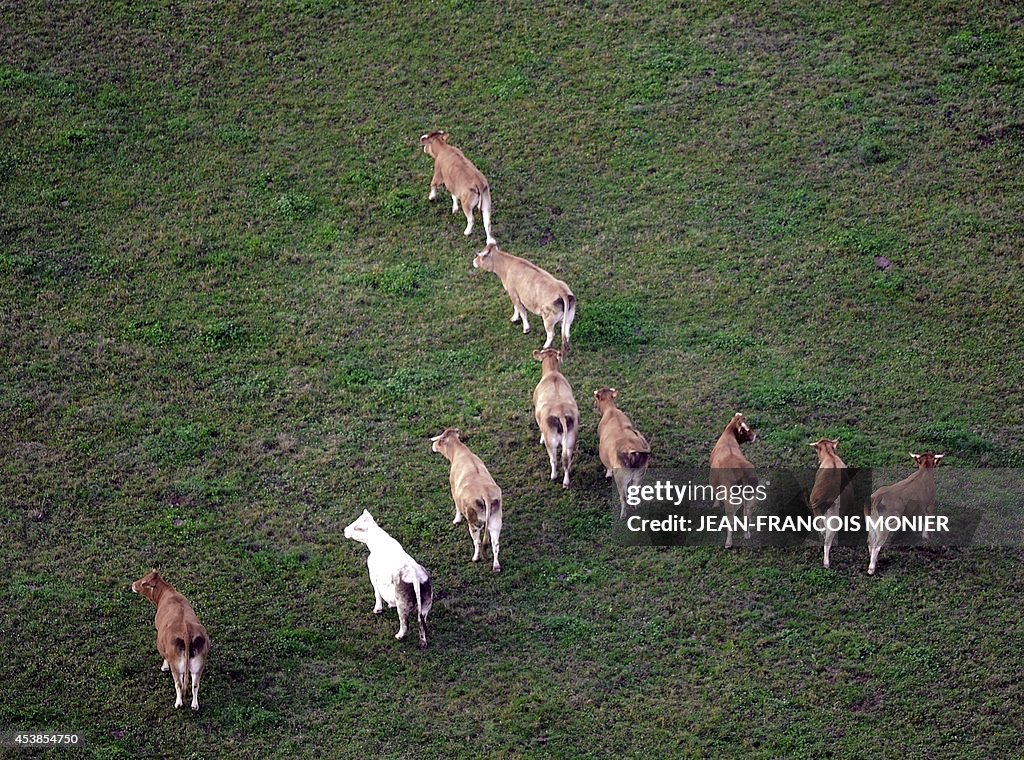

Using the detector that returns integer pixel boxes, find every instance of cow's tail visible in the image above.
[413,571,429,649]
[559,293,576,354]
[480,184,495,245]
[413,575,424,622]
[546,413,574,443]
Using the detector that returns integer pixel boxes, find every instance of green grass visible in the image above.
[2,1,1024,758]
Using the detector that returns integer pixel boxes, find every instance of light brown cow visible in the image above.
[533,348,579,488]
[430,428,503,573]
[865,452,944,576]
[807,437,853,569]
[130,570,209,711]
[474,244,576,353]
[420,130,495,244]
[594,387,651,519]
[709,412,759,549]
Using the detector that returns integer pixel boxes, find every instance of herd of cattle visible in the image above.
[130,131,946,710]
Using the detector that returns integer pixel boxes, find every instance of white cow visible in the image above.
[343,510,433,648]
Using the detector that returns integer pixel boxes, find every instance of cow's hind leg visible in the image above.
[468,522,483,562]
[462,194,475,234]
[171,656,186,709]
[189,659,204,711]
[823,528,836,569]
[723,503,735,549]
[395,599,410,640]
[488,513,502,573]
[516,298,531,334]
[541,312,557,349]
[561,432,576,489]
[543,436,559,481]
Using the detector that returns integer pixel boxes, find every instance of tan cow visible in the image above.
[473,243,576,353]
[807,437,853,569]
[420,130,495,244]
[709,412,759,549]
[532,348,579,488]
[594,387,651,519]
[430,428,503,573]
[130,570,209,711]
[865,452,944,575]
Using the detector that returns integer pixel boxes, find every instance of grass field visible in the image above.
[2,1,1024,757]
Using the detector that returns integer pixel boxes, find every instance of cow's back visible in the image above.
[506,255,568,306]
[154,592,198,658]
[534,372,575,412]
[436,145,486,191]
[710,439,755,487]
[600,409,646,465]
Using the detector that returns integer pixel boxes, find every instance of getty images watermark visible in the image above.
[611,468,1024,548]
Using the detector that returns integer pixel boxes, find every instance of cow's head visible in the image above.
[419,130,448,156]
[809,437,840,457]
[472,243,499,271]
[910,452,944,468]
[593,387,619,413]
[430,427,464,457]
[533,347,563,373]
[729,412,757,443]
[343,509,379,544]
[130,569,165,603]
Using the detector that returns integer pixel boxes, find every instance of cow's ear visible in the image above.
[440,131,449,142]
[533,349,543,361]
[933,453,944,461]
[910,452,920,462]
[611,388,618,398]
[832,438,840,446]
[452,428,463,440]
